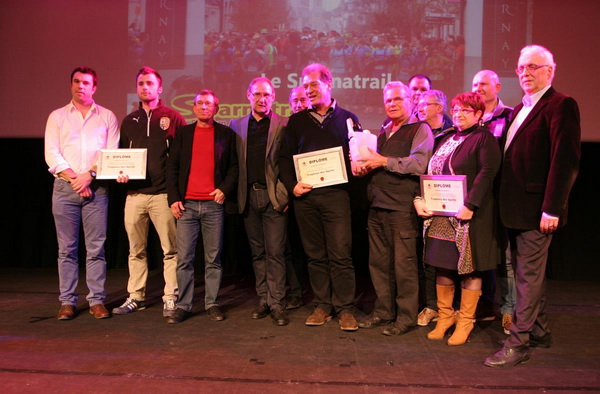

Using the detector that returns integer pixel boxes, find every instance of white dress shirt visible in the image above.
[45,101,119,176]
[504,85,551,152]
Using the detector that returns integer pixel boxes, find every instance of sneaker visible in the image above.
[163,299,177,318]
[305,309,332,326]
[338,313,359,331]
[502,313,512,335]
[112,297,146,315]
[417,307,439,326]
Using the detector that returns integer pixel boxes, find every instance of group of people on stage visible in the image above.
[45,43,580,368]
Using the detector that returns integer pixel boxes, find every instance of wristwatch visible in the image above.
[89,170,97,179]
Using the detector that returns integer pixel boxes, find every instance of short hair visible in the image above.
[450,92,485,120]
[408,74,432,88]
[420,89,448,113]
[194,89,219,109]
[289,85,305,101]
[301,63,332,85]
[383,81,411,100]
[136,66,163,87]
[473,69,500,85]
[520,44,556,79]
[70,66,98,87]
[247,76,275,94]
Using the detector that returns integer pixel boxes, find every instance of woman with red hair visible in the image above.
[414,92,501,345]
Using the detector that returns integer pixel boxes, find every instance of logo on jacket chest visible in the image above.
[160,117,171,130]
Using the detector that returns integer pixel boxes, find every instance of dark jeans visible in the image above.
[294,188,355,315]
[368,208,419,326]
[505,228,552,349]
[243,187,287,310]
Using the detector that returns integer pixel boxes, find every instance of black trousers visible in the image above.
[243,187,287,310]
[368,208,419,326]
[294,188,355,315]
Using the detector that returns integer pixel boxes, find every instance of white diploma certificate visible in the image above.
[293,147,348,188]
[97,149,147,180]
[420,175,467,216]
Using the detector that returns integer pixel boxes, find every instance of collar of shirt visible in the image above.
[522,85,551,108]
[68,100,98,115]
[308,98,336,116]
[138,99,164,110]
[249,111,272,125]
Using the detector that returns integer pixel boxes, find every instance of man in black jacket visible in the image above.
[113,66,185,318]
[165,89,238,324]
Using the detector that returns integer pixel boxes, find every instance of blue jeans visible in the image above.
[175,200,224,311]
[498,241,517,314]
[51,178,108,306]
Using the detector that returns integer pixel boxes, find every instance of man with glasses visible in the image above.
[484,45,580,367]
[414,89,453,327]
[472,69,515,330]
[279,63,361,331]
[354,81,433,336]
[230,77,290,326]
[165,89,238,324]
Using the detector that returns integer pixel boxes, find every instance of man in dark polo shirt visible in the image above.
[230,77,290,326]
[354,81,433,336]
[165,89,238,324]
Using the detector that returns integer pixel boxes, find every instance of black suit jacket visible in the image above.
[230,113,289,213]
[499,87,580,230]
[166,121,239,207]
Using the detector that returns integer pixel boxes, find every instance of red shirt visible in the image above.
[185,124,215,200]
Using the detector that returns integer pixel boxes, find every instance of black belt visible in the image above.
[250,183,267,190]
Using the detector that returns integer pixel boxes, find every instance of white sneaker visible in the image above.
[112,297,146,315]
[163,299,177,318]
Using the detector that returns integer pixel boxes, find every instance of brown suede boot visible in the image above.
[427,284,455,340]
[447,288,481,346]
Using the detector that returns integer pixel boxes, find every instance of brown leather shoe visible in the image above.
[339,312,359,331]
[89,304,111,319]
[57,305,76,320]
[305,309,332,326]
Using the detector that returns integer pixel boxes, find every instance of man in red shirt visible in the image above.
[165,89,238,324]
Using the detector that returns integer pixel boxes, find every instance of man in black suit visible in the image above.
[165,89,238,324]
[230,77,290,326]
[484,45,580,367]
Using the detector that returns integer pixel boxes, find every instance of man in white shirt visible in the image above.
[45,66,119,320]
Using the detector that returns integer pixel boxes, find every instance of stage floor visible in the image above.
[1,268,599,393]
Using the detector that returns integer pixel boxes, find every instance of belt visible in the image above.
[251,183,267,190]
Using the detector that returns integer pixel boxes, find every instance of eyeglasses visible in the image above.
[194,101,215,108]
[450,108,475,115]
[417,102,440,110]
[251,92,273,100]
[515,64,550,75]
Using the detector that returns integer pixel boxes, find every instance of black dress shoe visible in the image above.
[358,314,392,329]
[382,322,412,336]
[207,306,225,321]
[167,308,192,324]
[251,304,270,319]
[285,296,304,310]
[484,347,530,368]
[271,309,289,326]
